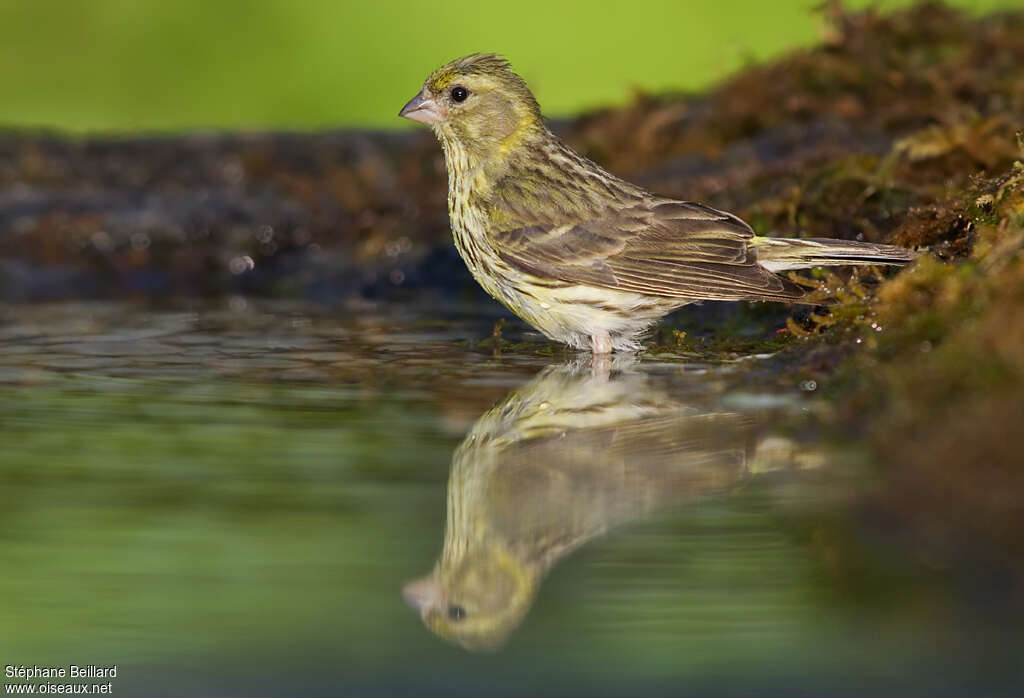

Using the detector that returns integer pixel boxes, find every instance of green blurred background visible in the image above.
[0,0,1018,133]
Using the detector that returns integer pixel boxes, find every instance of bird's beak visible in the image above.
[402,575,443,617]
[399,90,443,125]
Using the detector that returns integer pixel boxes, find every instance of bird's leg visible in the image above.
[590,331,613,355]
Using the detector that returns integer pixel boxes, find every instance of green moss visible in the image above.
[802,150,1024,575]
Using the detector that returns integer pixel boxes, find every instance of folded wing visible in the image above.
[492,197,806,302]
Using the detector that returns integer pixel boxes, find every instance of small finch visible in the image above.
[400,54,913,354]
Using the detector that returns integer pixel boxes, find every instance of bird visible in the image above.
[399,54,914,354]
[402,358,754,651]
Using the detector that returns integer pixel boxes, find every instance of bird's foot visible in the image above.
[590,331,613,355]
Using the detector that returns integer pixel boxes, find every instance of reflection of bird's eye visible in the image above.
[447,604,467,621]
[450,86,469,103]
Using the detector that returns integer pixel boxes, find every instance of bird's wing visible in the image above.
[492,198,805,301]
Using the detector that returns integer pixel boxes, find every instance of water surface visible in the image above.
[0,301,1018,696]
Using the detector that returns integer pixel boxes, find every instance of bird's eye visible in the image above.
[450,86,469,103]
[447,604,467,621]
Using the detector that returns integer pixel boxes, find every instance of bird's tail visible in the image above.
[751,236,915,272]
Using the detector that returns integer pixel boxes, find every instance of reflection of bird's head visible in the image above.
[402,543,539,652]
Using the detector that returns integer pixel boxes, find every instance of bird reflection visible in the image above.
[403,357,757,651]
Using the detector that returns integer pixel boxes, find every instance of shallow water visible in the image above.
[0,301,1018,697]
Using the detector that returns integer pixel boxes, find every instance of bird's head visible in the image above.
[402,543,540,652]
[399,54,542,159]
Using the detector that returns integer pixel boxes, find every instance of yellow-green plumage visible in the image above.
[400,54,914,353]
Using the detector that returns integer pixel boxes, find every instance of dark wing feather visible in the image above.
[492,198,805,301]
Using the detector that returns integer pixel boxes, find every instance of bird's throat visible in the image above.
[434,119,543,190]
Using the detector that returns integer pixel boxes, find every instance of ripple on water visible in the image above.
[0,299,1016,695]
